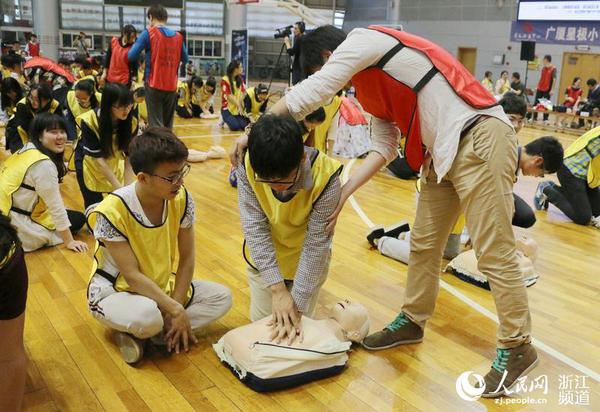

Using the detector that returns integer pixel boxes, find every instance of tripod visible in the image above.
[266,42,291,94]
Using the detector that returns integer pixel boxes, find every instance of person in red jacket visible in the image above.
[26,33,40,58]
[232,25,536,398]
[101,24,137,88]
[128,4,188,129]
[563,76,583,108]
[532,55,556,122]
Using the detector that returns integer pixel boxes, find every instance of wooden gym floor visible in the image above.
[2,116,599,411]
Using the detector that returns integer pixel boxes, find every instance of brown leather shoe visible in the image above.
[481,343,539,398]
[362,312,424,350]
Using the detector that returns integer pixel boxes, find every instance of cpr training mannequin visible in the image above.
[446,236,539,289]
[187,146,226,163]
[213,300,370,392]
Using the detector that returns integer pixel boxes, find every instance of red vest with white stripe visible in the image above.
[107,37,131,85]
[351,25,497,171]
[147,27,183,92]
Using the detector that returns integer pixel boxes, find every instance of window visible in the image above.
[193,40,203,57]
[62,33,72,48]
[60,0,103,30]
[213,41,222,57]
[185,1,224,35]
[204,41,213,57]
[187,38,223,58]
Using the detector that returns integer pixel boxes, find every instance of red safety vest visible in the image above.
[28,41,40,57]
[147,27,183,92]
[351,25,497,171]
[107,37,131,85]
[537,65,555,92]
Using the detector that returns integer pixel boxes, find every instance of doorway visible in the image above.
[457,47,477,75]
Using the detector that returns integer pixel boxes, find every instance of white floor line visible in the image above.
[177,133,239,140]
[173,123,219,128]
[342,158,600,383]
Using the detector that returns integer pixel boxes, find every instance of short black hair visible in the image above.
[587,78,598,87]
[300,25,347,76]
[1,77,23,109]
[133,87,146,98]
[305,107,326,123]
[2,53,22,70]
[74,79,99,108]
[122,24,136,36]
[256,83,268,95]
[147,4,168,22]
[484,71,492,78]
[248,114,304,180]
[205,76,217,90]
[524,136,563,174]
[499,93,527,117]
[512,72,520,80]
[543,54,551,62]
[295,21,306,33]
[28,113,68,180]
[129,127,188,174]
[500,70,508,76]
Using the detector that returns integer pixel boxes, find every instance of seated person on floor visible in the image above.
[0,113,87,252]
[300,107,326,147]
[133,87,148,131]
[243,83,269,123]
[193,76,217,119]
[86,127,232,364]
[446,236,539,290]
[175,76,203,119]
[368,94,563,263]
[535,125,600,228]
[213,299,369,392]
[237,114,342,344]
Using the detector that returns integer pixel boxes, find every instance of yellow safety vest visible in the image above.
[564,126,600,188]
[222,76,243,116]
[313,96,342,153]
[192,85,212,107]
[13,97,60,146]
[246,87,265,117]
[87,187,193,303]
[243,151,342,280]
[177,81,191,107]
[135,101,148,122]
[74,110,137,192]
[0,147,55,230]
[66,90,102,120]
[76,70,98,87]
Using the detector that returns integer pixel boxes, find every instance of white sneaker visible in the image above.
[216,117,224,128]
[590,216,600,229]
[114,332,144,364]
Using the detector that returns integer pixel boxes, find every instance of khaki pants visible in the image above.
[402,117,531,349]
[247,266,327,322]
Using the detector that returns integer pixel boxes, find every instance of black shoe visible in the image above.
[382,221,410,239]
[366,226,385,248]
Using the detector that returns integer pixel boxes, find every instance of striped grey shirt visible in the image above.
[237,147,341,312]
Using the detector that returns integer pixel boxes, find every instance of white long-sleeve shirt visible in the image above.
[9,143,71,251]
[285,28,512,180]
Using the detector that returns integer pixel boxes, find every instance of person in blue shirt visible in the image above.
[127,4,187,130]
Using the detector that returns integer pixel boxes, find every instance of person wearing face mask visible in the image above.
[0,113,88,252]
[5,83,62,153]
[213,299,370,392]
[74,83,138,208]
[238,114,342,345]
[86,128,232,364]
[127,5,188,129]
[101,25,138,89]
[64,79,101,142]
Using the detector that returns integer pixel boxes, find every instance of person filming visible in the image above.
[284,22,305,85]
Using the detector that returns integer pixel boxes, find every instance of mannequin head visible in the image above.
[516,236,538,262]
[329,300,370,343]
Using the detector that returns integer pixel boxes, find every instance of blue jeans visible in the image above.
[221,109,249,131]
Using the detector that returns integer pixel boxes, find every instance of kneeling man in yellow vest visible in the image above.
[86,128,232,364]
[237,114,342,344]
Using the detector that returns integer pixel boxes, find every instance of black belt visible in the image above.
[10,206,32,217]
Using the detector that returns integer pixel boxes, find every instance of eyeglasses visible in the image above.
[254,167,299,186]
[151,163,191,185]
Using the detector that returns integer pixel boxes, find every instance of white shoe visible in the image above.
[114,332,144,364]
[590,216,600,229]
[216,117,225,128]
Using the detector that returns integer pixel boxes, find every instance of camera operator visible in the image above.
[284,22,305,85]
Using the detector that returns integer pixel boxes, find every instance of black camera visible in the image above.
[274,25,293,39]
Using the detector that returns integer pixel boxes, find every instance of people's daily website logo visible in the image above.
[455,371,486,401]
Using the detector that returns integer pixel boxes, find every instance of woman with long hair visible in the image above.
[193,75,217,118]
[74,83,137,208]
[5,83,62,153]
[0,77,23,124]
[220,59,249,130]
[64,79,101,141]
[0,213,29,411]
[175,75,203,118]
[0,113,88,252]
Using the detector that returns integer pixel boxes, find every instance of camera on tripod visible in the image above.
[274,25,293,39]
